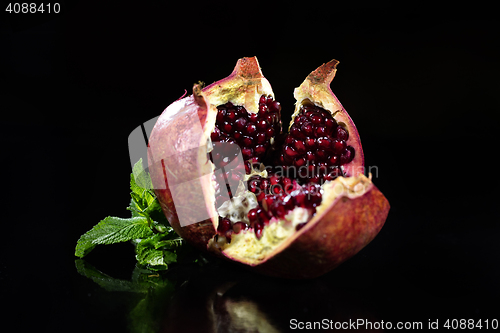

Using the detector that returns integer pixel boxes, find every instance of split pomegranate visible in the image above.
[147,57,389,278]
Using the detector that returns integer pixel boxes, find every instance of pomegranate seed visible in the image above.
[293,140,306,153]
[336,126,349,140]
[272,184,283,194]
[264,194,275,207]
[234,117,247,130]
[233,131,242,140]
[242,136,254,147]
[242,148,253,159]
[256,119,268,131]
[233,221,248,234]
[305,137,316,149]
[254,222,264,240]
[329,155,339,165]
[256,191,265,201]
[306,151,315,161]
[301,122,313,136]
[324,118,336,130]
[248,179,260,193]
[294,156,306,167]
[248,208,259,223]
[270,101,281,113]
[250,113,259,122]
[217,108,226,123]
[311,115,322,125]
[294,190,306,206]
[340,147,355,164]
[211,129,221,141]
[259,95,267,104]
[332,139,346,154]
[315,126,327,137]
[218,218,232,233]
[273,203,286,218]
[317,137,332,150]
[259,103,268,113]
[226,110,236,121]
[290,125,301,138]
[316,149,327,161]
[269,175,280,185]
[266,114,274,124]
[223,122,233,133]
[245,124,257,135]
[254,145,266,156]
[284,145,299,157]
[258,209,270,224]
[256,132,267,143]
[266,127,275,138]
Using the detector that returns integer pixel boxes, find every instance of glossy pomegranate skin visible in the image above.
[147,57,389,278]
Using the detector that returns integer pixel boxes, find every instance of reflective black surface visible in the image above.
[2,2,499,332]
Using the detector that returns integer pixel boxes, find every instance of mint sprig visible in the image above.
[75,159,192,271]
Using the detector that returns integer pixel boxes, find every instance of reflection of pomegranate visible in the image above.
[148,57,389,278]
[161,266,381,333]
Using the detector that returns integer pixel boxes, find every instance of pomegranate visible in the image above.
[147,57,389,278]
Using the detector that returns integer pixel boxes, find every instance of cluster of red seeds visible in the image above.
[211,96,355,242]
[210,95,281,207]
[216,172,323,241]
[279,104,355,184]
[217,176,321,240]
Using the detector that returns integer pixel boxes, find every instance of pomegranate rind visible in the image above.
[147,85,217,251]
[202,57,274,114]
[241,183,389,279]
[292,60,364,177]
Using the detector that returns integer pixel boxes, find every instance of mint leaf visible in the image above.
[132,158,153,191]
[128,158,162,224]
[75,216,154,258]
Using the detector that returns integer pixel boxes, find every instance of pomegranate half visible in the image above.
[147,57,389,279]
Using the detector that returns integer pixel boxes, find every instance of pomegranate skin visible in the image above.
[292,59,364,177]
[248,184,389,279]
[147,86,217,252]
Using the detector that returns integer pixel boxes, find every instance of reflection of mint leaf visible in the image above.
[135,233,181,270]
[75,259,146,292]
[75,216,153,258]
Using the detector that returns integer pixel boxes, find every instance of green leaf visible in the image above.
[132,158,153,191]
[75,216,153,258]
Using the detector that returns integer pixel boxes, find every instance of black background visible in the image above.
[1,2,499,332]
